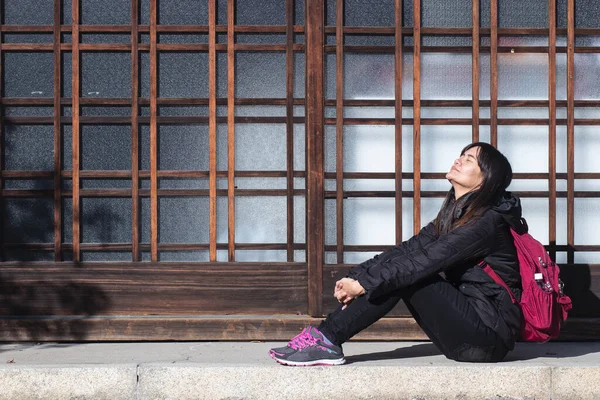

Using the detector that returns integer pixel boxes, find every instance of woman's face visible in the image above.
[446,146,484,197]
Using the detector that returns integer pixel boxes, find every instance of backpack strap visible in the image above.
[478,261,518,304]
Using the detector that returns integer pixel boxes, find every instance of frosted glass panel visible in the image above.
[344,252,381,264]
[574,54,600,100]
[344,179,395,191]
[343,0,395,26]
[556,126,568,174]
[160,252,209,262]
[217,197,228,243]
[159,198,209,243]
[498,54,548,100]
[235,251,287,262]
[498,0,548,28]
[236,53,286,98]
[344,107,395,119]
[507,179,548,192]
[82,0,130,24]
[3,53,53,98]
[519,198,549,244]
[158,0,207,24]
[236,1,285,25]
[344,126,395,173]
[235,197,286,243]
[3,198,53,244]
[344,54,395,100]
[324,126,336,173]
[151,125,209,171]
[421,180,452,191]
[421,0,470,27]
[421,126,472,173]
[343,198,395,245]
[3,125,53,171]
[421,54,471,100]
[421,108,471,118]
[575,199,600,246]
[158,53,208,98]
[557,54,567,100]
[81,198,131,243]
[421,198,444,226]
[402,198,414,241]
[497,126,548,173]
[557,198,567,246]
[294,196,306,243]
[574,127,600,173]
[82,125,131,170]
[498,108,548,119]
[325,199,337,245]
[3,0,53,25]
[235,124,286,171]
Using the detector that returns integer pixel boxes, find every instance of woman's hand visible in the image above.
[334,278,365,309]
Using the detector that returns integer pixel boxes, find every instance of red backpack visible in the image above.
[480,219,573,342]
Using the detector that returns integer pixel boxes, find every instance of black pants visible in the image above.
[318,275,509,363]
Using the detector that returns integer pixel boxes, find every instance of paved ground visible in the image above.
[0,341,598,399]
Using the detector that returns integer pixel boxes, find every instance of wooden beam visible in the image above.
[286,0,295,262]
[472,0,480,142]
[413,0,421,233]
[71,0,81,262]
[305,0,325,317]
[548,0,557,259]
[209,0,217,262]
[490,0,498,147]
[395,0,403,244]
[228,0,236,261]
[566,0,575,264]
[150,0,158,261]
[335,0,344,264]
[131,0,140,261]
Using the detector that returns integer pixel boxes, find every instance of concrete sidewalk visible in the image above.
[0,341,598,399]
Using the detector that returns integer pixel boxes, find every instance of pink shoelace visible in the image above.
[287,327,319,350]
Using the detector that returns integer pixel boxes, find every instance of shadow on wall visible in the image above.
[560,264,600,319]
[0,167,121,341]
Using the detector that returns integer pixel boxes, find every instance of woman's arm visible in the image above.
[347,221,437,281]
[352,212,500,300]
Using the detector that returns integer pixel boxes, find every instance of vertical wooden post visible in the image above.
[150,0,158,261]
[72,0,81,262]
[305,0,325,317]
[566,0,575,264]
[472,0,480,142]
[131,0,140,261]
[413,0,421,234]
[548,0,557,259]
[209,0,217,262]
[53,0,62,261]
[335,0,344,264]
[490,0,498,147]
[286,0,295,262]
[228,0,236,261]
[395,0,403,244]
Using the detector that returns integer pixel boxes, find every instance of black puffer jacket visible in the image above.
[347,192,525,348]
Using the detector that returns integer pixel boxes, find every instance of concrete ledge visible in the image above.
[0,342,598,399]
[0,365,137,400]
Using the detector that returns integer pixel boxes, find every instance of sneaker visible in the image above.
[268,326,345,366]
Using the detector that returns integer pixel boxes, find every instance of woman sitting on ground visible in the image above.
[269,142,524,365]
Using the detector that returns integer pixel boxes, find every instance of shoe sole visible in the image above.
[269,351,346,366]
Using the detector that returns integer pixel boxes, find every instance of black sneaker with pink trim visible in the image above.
[268,326,345,366]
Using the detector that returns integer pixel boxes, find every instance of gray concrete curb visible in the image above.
[0,342,597,399]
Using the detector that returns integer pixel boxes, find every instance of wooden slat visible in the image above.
[71,0,81,262]
[227,0,236,261]
[0,316,598,342]
[286,0,295,262]
[413,0,421,234]
[395,0,403,244]
[548,0,557,259]
[0,316,428,342]
[150,0,158,261]
[305,0,325,317]
[209,0,217,262]
[472,0,480,142]
[131,0,140,261]
[566,0,575,264]
[335,0,344,264]
[490,0,498,147]
[53,0,62,261]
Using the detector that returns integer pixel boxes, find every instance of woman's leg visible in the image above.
[318,275,508,362]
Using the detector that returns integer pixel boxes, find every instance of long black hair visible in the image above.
[435,142,513,235]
